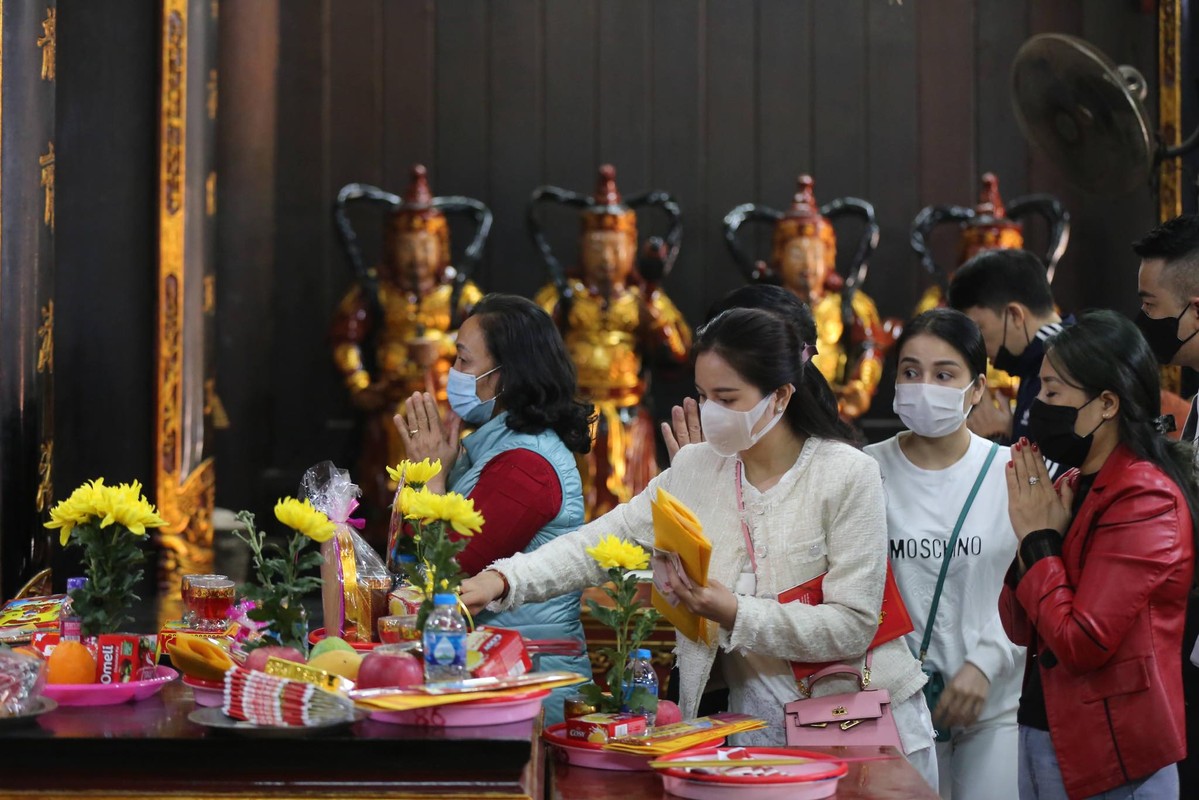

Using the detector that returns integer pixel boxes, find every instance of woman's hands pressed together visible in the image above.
[1006,437,1074,542]
[395,391,462,491]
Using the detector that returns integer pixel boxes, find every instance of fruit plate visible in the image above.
[188,706,366,737]
[42,666,178,707]
[369,688,549,728]
[182,675,225,708]
[542,722,665,771]
[0,696,58,730]
[655,747,848,800]
[309,627,377,652]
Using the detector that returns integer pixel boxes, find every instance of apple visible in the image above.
[656,699,683,727]
[356,650,424,689]
[244,645,305,673]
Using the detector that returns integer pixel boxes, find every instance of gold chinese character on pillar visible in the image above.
[39,142,55,231]
[207,69,217,120]
[37,8,56,82]
[36,301,54,374]
[35,441,53,513]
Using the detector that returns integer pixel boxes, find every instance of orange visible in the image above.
[46,641,96,684]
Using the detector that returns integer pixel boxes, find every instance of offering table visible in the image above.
[0,681,542,799]
[545,745,940,800]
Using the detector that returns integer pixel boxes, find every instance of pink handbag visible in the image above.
[783,652,902,748]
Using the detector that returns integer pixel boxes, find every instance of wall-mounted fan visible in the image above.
[1011,33,1197,195]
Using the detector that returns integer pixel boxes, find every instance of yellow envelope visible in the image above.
[650,488,713,644]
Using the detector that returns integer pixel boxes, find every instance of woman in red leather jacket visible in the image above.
[1001,310,1198,800]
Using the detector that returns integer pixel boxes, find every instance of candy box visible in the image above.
[30,633,156,679]
[0,595,67,644]
[95,634,141,684]
[566,712,648,743]
[468,626,531,680]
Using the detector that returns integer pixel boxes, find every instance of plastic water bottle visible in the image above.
[423,593,468,682]
[59,577,88,642]
[622,648,659,726]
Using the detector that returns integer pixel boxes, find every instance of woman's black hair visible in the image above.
[896,308,988,379]
[705,284,818,344]
[694,307,858,444]
[469,293,595,454]
[1043,309,1199,546]
[704,285,839,420]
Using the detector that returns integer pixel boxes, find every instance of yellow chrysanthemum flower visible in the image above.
[401,487,443,523]
[45,479,106,545]
[96,480,166,536]
[45,478,166,546]
[386,458,442,487]
[438,492,485,537]
[586,535,650,571]
[274,497,336,543]
[402,488,484,537]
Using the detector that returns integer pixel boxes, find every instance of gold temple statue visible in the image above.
[724,175,891,421]
[530,165,691,519]
[330,165,489,546]
[911,172,1070,316]
[911,172,1071,396]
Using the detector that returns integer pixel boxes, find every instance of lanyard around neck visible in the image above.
[734,460,758,575]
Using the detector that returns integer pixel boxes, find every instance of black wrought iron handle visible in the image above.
[821,197,880,290]
[1006,194,1071,284]
[722,203,784,283]
[910,204,975,282]
[333,182,402,282]
[626,190,684,282]
[527,186,591,320]
[433,196,493,326]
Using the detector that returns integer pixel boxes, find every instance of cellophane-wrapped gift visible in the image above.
[0,646,47,717]
[302,461,392,643]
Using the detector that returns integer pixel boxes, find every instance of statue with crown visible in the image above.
[329,165,490,546]
[910,172,1070,399]
[529,165,691,519]
[723,174,889,422]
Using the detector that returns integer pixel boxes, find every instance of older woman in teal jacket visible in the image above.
[396,293,595,724]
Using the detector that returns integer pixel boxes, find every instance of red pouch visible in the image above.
[781,562,914,680]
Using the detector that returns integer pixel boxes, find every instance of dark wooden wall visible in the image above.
[53,0,158,596]
[214,0,1161,516]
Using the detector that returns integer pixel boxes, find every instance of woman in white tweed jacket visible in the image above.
[461,308,935,776]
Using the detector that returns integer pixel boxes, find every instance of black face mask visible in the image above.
[1027,397,1105,469]
[992,310,1029,374]
[1135,304,1198,365]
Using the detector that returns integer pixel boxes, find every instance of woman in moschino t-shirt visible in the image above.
[865,309,1025,800]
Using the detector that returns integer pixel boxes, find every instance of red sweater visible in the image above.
[452,448,562,576]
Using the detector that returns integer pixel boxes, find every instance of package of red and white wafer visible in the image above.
[222,666,354,727]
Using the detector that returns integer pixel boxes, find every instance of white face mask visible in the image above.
[892,381,975,438]
[700,390,787,457]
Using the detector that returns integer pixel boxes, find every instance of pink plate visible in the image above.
[656,747,848,800]
[369,688,549,727]
[542,722,663,772]
[42,666,179,707]
[182,675,225,708]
